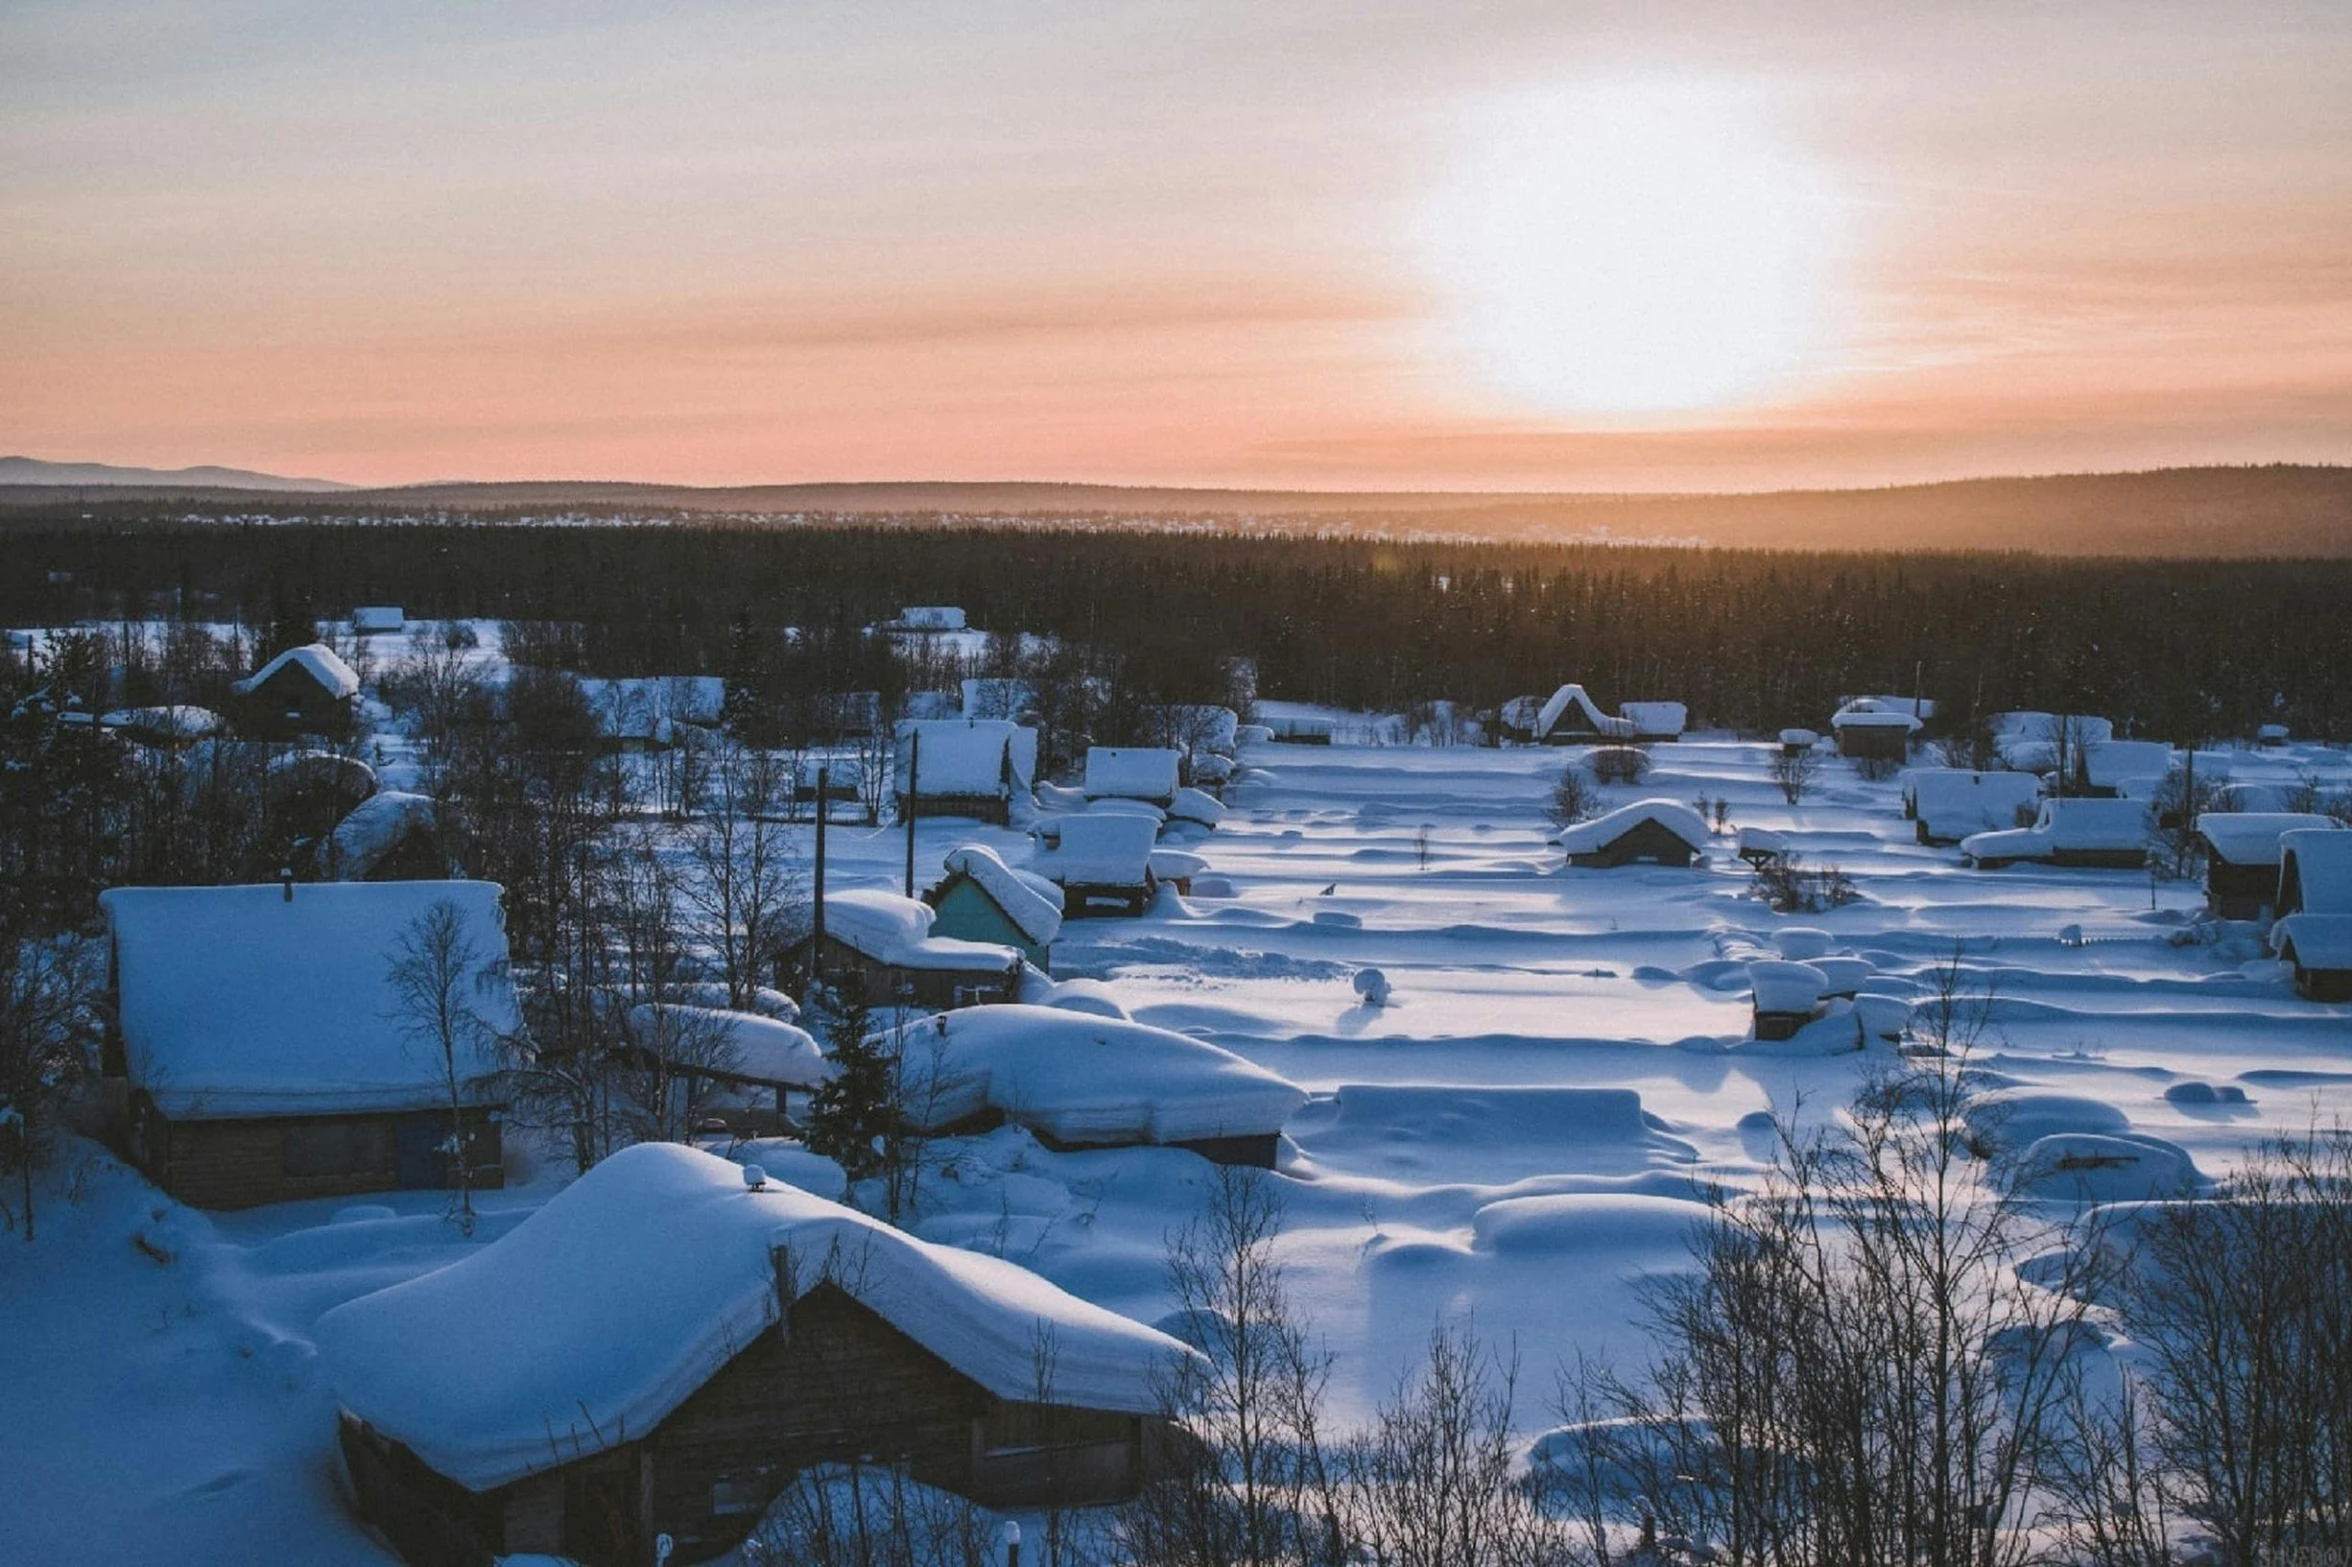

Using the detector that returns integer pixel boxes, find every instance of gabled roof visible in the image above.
[937,845,1064,946]
[233,643,360,701]
[2275,913,2352,971]
[1557,798,1712,858]
[1830,697,1923,733]
[2194,813,2341,868]
[821,889,1021,972]
[322,790,441,879]
[99,880,518,1116]
[1536,684,1636,740]
[315,1143,1192,1491]
[2281,829,2352,914]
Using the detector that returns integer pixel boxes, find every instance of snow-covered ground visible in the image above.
[5,689,2350,1560]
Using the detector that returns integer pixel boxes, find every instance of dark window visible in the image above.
[710,1468,775,1517]
[282,1119,394,1178]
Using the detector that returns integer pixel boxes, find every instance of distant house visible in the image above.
[896,1005,1307,1168]
[2257,723,2291,748]
[2079,740,2175,799]
[1559,799,1712,869]
[895,719,1039,825]
[2274,831,2352,998]
[1532,685,1636,744]
[1040,812,1163,915]
[319,790,451,882]
[319,1143,1193,1566]
[97,881,517,1210]
[1262,714,1334,745]
[1902,769,2042,846]
[231,643,361,739]
[1829,698,1922,761]
[1620,702,1689,742]
[1083,746,1182,808]
[883,605,969,635]
[789,889,1024,1010]
[2196,813,2342,920]
[926,845,1064,971]
[1961,798,2150,869]
[352,606,405,635]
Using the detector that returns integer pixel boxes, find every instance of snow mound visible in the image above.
[1084,746,1181,802]
[1749,960,1828,1015]
[628,1004,828,1085]
[1963,1091,2131,1154]
[1353,968,1394,1006]
[1168,786,1227,827]
[316,1142,1193,1491]
[2017,1133,2201,1204]
[1771,927,1834,961]
[322,789,437,880]
[894,1005,1307,1146]
[1472,1192,1710,1256]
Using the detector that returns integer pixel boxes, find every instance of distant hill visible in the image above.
[0,455,354,492]
[0,463,2345,557]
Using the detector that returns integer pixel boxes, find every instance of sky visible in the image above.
[3,1,2349,493]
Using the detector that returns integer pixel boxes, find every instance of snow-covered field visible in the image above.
[4,676,2349,1560]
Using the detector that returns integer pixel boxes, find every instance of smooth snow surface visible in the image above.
[316,1144,1191,1490]
[1083,746,1181,802]
[101,880,519,1116]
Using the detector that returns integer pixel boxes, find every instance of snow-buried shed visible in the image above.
[319,1142,1195,1563]
[1560,799,1711,869]
[926,844,1064,970]
[897,1003,1308,1166]
[231,642,360,738]
[2196,813,2343,919]
[97,880,518,1209]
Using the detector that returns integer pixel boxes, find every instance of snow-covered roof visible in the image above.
[99,881,519,1117]
[895,606,967,631]
[1536,684,1635,740]
[1083,747,1181,802]
[1148,847,1210,882]
[1169,786,1226,827]
[1907,770,2041,837]
[896,1005,1307,1145]
[1846,693,1938,720]
[2195,813,2342,868]
[1830,697,1923,733]
[351,607,404,632]
[233,643,360,700]
[323,790,439,880]
[1619,701,1687,737]
[1749,961,1828,1015]
[1778,728,1818,747]
[2282,829,2352,914]
[1557,798,1712,857]
[939,845,1064,946]
[265,749,377,803]
[821,889,1021,972]
[896,719,1038,799]
[2275,913,2352,971]
[2083,740,2174,790]
[99,704,225,740]
[626,1004,828,1086]
[315,1142,1191,1491]
[1043,812,1160,886]
[1737,825,1790,857]
[1962,797,2149,861]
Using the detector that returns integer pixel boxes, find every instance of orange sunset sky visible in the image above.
[4,2,2349,493]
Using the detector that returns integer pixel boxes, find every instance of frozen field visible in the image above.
[4,702,2349,1561]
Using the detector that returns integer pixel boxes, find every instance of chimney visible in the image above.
[280,866,294,902]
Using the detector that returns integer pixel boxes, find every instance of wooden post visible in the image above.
[904,729,920,898]
[811,765,828,988]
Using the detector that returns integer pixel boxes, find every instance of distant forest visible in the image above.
[5,511,2349,741]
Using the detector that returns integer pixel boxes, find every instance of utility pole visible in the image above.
[811,764,828,987]
[903,729,919,897]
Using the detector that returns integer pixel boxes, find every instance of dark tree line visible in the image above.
[4,510,2348,741]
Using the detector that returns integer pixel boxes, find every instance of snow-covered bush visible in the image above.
[1589,745,1650,785]
[1749,850,1860,914]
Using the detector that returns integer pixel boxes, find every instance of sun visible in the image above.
[1419,81,1845,418]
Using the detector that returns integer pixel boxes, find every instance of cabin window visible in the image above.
[282,1119,394,1178]
[710,1467,775,1516]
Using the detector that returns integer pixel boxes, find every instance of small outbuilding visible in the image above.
[352,606,405,635]
[895,1005,1308,1167]
[1829,698,1922,761]
[896,719,1039,825]
[623,1003,830,1133]
[926,844,1065,971]
[98,880,517,1209]
[232,643,361,739]
[1903,769,2043,846]
[1750,961,1829,1042]
[1040,812,1163,915]
[1531,684,1638,745]
[2079,740,2175,799]
[1961,797,2150,869]
[1559,799,1712,869]
[2272,827,2352,998]
[1620,701,1688,742]
[1083,746,1182,808]
[885,605,969,633]
[319,790,451,881]
[2196,813,2343,920]
[319,1143,1194,1566]
[792,889,1024,1010]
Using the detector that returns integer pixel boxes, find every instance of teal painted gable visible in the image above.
[929,875,1052,971]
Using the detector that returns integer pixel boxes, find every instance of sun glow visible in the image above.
[1421,82,1846,418]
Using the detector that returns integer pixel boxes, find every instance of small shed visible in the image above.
[1263,715,1333,745]
[1041,812,1162,915]
[1559,799,1712,869]
[926,844,1065,971]
[895,1005,1307,1167]
[896,719,1039,825]
[318,1143,1194,1565]
[2196,813,2342,920]
[2272,916,2352,1001]
[1961,798,2150,869]
[1904,769,2043,846]
[352,606,405,635]
[792,890,1024,1010]
[1829,698,1921,761]
[2277,828,2352,918]
[2257,723,2290,748]
[2080,740,2175,798]
[1778,728,1818,757]
[1750,961,1828,1042]
[1083,746,1182,808]
[888,605,968,633]
[232,643,361,740]
[1620,701,1688,742]
[319,790,451,881]
[97,880,517,1209]
[623,1003,830,1133]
